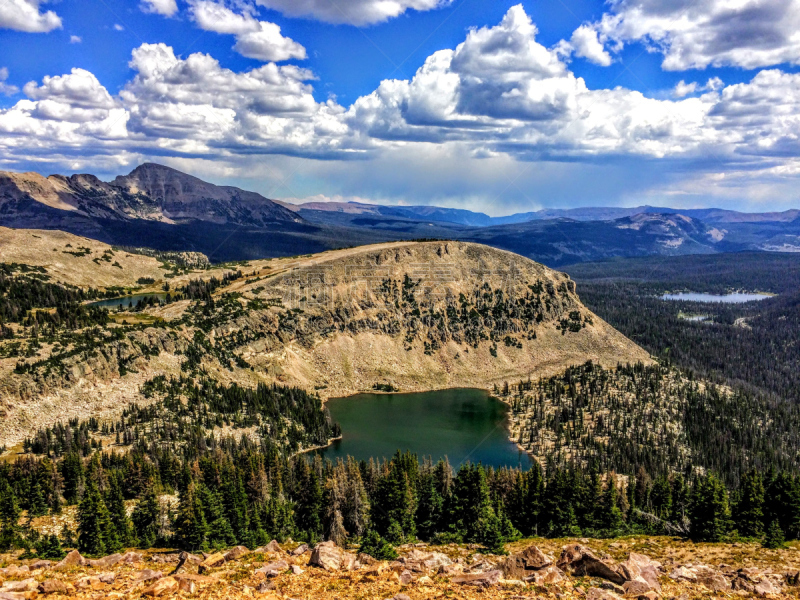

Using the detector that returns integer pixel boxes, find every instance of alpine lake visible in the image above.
[316,388,531,468]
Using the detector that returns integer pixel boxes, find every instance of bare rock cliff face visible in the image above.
[229,241,651,396]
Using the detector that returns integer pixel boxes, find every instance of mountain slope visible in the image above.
[3,163,795,266]
[458,213,735,266]
[0,240,649,446]
[0,163,302,228]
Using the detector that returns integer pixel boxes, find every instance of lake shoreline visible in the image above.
[314,387,532,468]
[661,290,774,303]
[294,435,344,457]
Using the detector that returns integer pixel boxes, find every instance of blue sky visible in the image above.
[2,0,800,214]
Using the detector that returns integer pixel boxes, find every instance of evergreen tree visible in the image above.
[342,459,370,539]
[294,465,323,543]
[690,473,731,542]
[669,475,689,524]
[220,469,249,544]
[77,480,119,556]
[371,459,416,541]
[0,480,20,530]
[735,469,765,538]
[650,476,672,520]
[598,478,625,532]
[105,473,132,547]
[28,480,49,517]
[764,472,800,540]
[763,520,785,549]
[174,483,207,552]
[132,487,161,549]
[262,495,293,542]
[0,480,20,550]
[61,453,83,504]
[415,471,444,539]
[199,485,236,549]
[478,511,507,555]
[359,529,397,560]
[35,534,65,560]
[50,481,62,515]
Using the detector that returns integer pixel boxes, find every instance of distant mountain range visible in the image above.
[2,163,799,266]
[281,198,800,227]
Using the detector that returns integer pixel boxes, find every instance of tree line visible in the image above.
[1,439,798,559]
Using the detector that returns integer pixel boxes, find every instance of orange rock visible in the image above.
[224,546,250,561]
[38,579,67,594]
[1,579,38,593]
[54,549,85,570]
[198,552,226,574]
[142,576,179,597]
[0,592,38,600]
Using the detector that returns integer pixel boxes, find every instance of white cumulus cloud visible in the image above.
[565,24,613,66]
[190,1,306,62]
[0,68,19,96]
[254,0,452,26]
[3,5,800,211]
[140,0,179,17]
[0,0,61,33]
[578,0,800,71]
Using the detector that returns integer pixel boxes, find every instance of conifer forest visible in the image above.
[1,251,800,561]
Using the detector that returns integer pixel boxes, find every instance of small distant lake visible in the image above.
[89,293,167,309]
[317,388,531,469]
[662,292,770,304]
[682,315,710,322]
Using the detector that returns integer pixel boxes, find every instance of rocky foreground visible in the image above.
[0,536,797,599]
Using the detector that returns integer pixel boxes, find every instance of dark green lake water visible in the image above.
[317,388,531,468]
[89,293,167,309]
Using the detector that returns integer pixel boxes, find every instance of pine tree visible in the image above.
[478,509,514,555]
[132,487,161,549]
[262,495,293,542]
[342,459,370,539]
[371,461,417,541]
[599,478,624,532]
[690,473,731,542]
[763,520,785,549]
[324,464,348,546]
[669,475,689,523]
[416,472,444,539]
[764,472,800,540]
[105,473,132,547]
[359,529,397,560]
[294,465,323,543]
[77,480,118,556]
[735,470,765,538]
[0,480,20,550]
[35,534,65,560]
[28,480,49,517]
[174,483,207,552]
[61,453,83,505]
[199,485,235,549]
[50,481,62,515]
[650,476,672,520]
[0,480,20,529]
[220,469,249,544]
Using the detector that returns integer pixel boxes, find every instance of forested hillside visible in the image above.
[566,252,800,403]
[0,242,798,562]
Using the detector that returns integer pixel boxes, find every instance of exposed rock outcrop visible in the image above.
[309,541,358,571]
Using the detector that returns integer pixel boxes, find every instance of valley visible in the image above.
[0,235,646,449]
[1,225,799,591]
[5,1,800,595]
